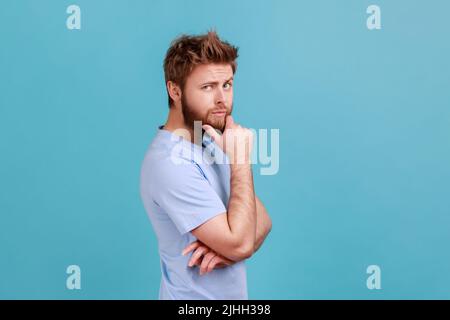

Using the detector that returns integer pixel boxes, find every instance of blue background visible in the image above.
[1,0,449,299]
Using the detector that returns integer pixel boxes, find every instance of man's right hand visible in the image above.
[182,240,235,275]
[202,115,254,166]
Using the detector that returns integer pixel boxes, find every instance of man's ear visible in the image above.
[167,81,182,106]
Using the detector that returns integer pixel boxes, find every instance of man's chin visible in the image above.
[201,117,223,132]
[208,123,225,133]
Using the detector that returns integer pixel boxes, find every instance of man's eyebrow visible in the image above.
[200,77,234,86]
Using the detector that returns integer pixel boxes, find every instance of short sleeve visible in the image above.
[151,158,227,235]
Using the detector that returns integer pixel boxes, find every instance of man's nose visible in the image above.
[215,88,226,105]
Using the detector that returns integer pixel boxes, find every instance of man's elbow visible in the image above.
[266,216,272,235]
[227,239,255,262]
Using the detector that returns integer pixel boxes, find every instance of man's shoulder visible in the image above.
[143,138,198,168]
[141,142,202,185]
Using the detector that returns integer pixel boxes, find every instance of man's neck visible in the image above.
[163,108,199,146]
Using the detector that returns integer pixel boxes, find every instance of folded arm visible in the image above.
[190,164,257,261]
[184,194,272,275]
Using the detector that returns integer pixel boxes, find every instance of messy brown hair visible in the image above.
[163,30,239,107]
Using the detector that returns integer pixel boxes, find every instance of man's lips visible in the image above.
[212,110,227,116]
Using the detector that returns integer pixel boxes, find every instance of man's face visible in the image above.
[181,63,234,133]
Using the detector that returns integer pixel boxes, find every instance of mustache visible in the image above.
[210,106,232,114]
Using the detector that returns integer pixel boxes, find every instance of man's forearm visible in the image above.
[226,163,257,256]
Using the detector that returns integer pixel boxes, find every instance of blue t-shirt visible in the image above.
[140,126,248,300]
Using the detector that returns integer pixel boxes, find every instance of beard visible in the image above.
[181,94,232,133]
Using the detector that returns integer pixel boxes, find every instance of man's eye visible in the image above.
[202,85,212,90]
[224,83,232,89]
